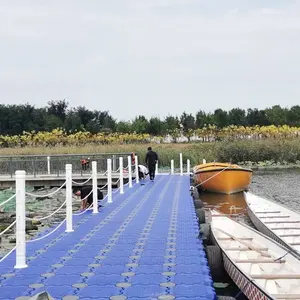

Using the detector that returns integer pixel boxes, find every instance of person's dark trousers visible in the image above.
[148,164,156,180]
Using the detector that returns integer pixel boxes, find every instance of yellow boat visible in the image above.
[193,162,252,194]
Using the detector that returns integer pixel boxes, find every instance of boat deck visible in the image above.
[0,175,215,300]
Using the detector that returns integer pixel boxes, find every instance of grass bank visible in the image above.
[1,139,300,168]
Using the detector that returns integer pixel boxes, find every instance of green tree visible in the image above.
[265,105,288,126]
[213,109,228,128]
[180,112,195,131]
[116,121,132,133]
[147,117,164,135]
[287,105,300,126]
[246,109,270,126]
[47,99,69,123]
[228,108,246,126]
[164,116,179,132]
[131,116,149,134]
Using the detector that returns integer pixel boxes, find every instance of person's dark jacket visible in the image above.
[81,186,103,204]
[145,150,158,166]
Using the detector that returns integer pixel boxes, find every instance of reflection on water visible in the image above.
[199,192,247,214]
[199,191,253,227]
[198,168,300,227]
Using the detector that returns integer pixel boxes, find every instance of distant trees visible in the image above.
[0,101,299,136]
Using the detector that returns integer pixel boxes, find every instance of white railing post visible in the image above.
[180,153,183,176]
[92,161,98,214]
[155,161,158,174]
[187,159,190,174]
[203,159,206,164]
[14,170,27,269]
[65,164,73,232]
[128,156,132,188]
[171,159,174,174]
[135,155,139,184]
[119,157,124,194]
[107,159,112,204]
[47,156,51,175]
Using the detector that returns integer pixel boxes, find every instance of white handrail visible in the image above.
[92,161,98,214]
[171,159,174,174]
[65,164,73,233]
[180,153,183,176]
[0,155,137,267]
[187,159,190,174]
[128,155,133,188]
[107,159,112,204]
[15,170,27,269]
[135,155,139,184]
[119,157,124,194]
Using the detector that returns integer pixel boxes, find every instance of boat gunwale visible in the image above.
[211,210,300,260]
[244,192,300,259]
[194,167,253,175]
[210,211,300,299]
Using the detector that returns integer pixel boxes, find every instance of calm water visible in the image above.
[200,168,300,217]
[199,168,300,298]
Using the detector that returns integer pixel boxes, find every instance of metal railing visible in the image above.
[0,153,130,177]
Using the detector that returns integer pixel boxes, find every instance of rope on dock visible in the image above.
[0,220,16,236]
[0,246,16,263]
[25,182,66,198]
[27,218,66,243]
[0,193,16,208]
[72,175,93,185]
[98,183,108,190]
[26,200,67,221]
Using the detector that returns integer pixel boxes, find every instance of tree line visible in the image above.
[0,100,299,136]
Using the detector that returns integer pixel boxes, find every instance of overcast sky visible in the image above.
[0,0,300,121]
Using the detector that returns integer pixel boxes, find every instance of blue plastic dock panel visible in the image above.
[0,175,216,299]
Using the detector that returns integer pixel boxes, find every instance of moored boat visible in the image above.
[210,210,300,299]
[193,162,252,194]
[245,192,300,257]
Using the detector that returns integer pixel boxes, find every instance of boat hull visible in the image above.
[210,224,272,300]
[210,211,300,299]
[245,192,300,258]
[221,250,271,300]
[246,205,292,251]
[194,166,252,194]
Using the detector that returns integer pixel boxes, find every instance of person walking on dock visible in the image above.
[145,146,158,181]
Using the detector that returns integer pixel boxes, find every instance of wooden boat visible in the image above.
[245,192,300,256]
[193,162,252,194]
[210,210,300,299]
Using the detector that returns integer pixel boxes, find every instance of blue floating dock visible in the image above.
[0,175,216,300]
